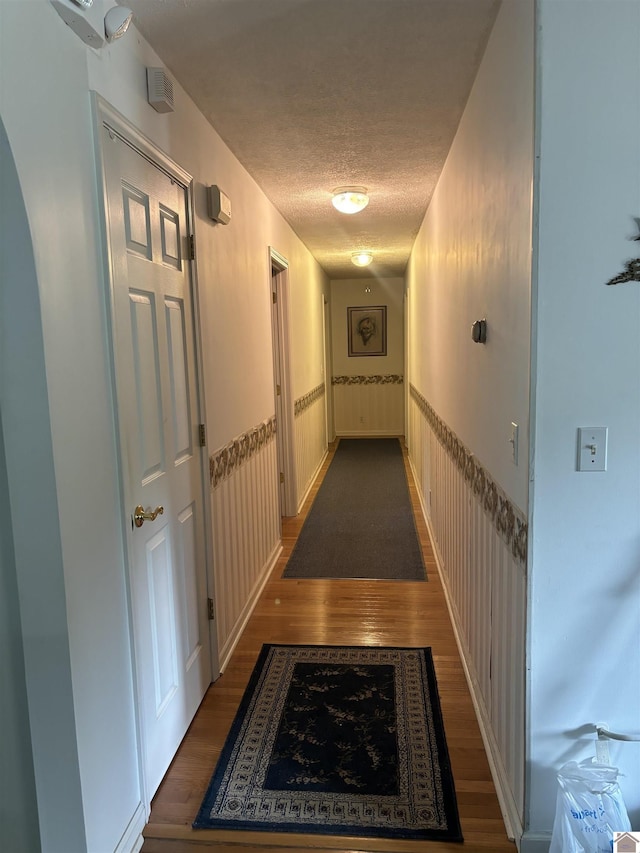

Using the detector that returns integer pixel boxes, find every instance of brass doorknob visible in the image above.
[133,505,164,528]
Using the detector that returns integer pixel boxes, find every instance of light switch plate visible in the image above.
[577,427,608,472]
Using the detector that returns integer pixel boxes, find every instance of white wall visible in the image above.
[0,293,40,852]
[1,4,138,849]
[527,1,640,842]
[0,0,328,849]
[407,0,533,512]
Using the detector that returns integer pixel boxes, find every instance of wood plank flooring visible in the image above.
[142,439,517,853]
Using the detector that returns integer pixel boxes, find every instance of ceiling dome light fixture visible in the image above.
[351,251,373,267]
[105,5,133,41]
[332,187,369,215]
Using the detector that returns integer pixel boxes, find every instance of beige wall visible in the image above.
[88,24,328,449]
[330,278,404,376]
[330,278,405,435]
[407,0,533,511]
[406,0,534,839]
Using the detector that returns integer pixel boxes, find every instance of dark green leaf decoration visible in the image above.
[607,258,640,286]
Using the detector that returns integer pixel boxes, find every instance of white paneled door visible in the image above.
[100,116,213,803]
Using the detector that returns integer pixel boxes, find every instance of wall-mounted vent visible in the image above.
[146,67,174,113]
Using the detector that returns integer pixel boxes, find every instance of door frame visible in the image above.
[91,94,219,807]
[269,248,297,517]
[322,294,334,443]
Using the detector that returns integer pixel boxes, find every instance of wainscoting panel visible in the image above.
[209,420,281,669]
[294,384,327,512]
[332,375,404,436]
[408,386,526,836]
[491,535,526,817]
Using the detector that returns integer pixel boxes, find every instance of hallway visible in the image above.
[3,3,640,849]
[141,441,517,852]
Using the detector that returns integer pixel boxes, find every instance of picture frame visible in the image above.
[347,305,387,357]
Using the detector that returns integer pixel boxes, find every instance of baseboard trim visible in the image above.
[114,801,146,853]
[408,454,524,849]
[218,541,282,671]
[297,448,328,514]
[336,430,404,437]
[520,831,552,853]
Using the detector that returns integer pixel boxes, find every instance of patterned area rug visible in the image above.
[193,645,463,842]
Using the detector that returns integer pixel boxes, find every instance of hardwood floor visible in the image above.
[142,440,517,853]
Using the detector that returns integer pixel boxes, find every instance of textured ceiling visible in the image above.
[125,0,500,278]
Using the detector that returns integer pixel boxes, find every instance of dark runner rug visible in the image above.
[193,644,463,843]
[283,437,426,580]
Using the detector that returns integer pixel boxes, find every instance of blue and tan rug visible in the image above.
[193,644,462,842]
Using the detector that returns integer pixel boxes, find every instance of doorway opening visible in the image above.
[269,248,297,518]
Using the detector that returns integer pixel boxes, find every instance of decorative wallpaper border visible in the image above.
[332,374,404,386]
[294,383,325,417]
[410,385,527,565]
[209,417,276,489]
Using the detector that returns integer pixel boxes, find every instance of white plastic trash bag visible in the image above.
[549,759,631,853]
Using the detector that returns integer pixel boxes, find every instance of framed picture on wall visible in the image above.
[347,305,387,357]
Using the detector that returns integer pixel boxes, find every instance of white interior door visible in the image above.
[100,117,212,802]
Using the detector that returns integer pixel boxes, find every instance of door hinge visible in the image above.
[199,423,206,447]
[207,597,215,621]
[280,472,285,484]
[188,234,195,260]
[272,291,277,304]
[276,384,281,396]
